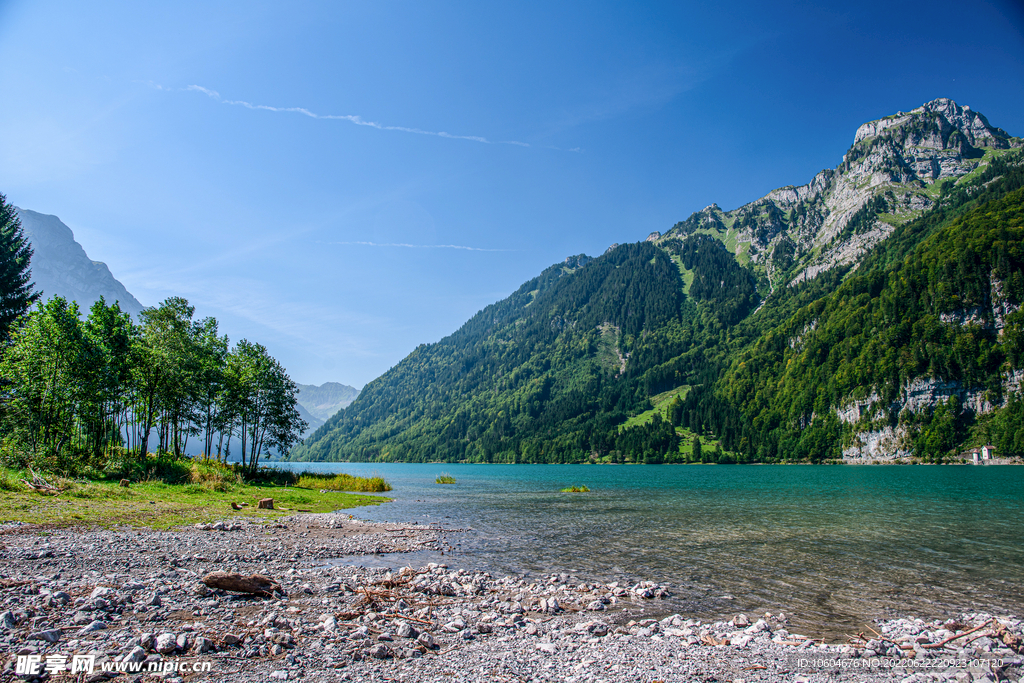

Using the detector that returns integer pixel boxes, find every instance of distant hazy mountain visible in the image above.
[295,382,360,422]
[15,208,144,318]
[295,402,324,439]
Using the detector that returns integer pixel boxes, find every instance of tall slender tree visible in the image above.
[0,195,39,342]
[223,340,306,471]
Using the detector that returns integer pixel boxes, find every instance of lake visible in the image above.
[272,461,1024,638]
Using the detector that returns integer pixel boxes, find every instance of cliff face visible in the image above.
[663,98,1023,289]
[16,208,144,318]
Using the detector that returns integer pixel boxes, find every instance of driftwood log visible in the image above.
[257,498,274,509]
[21,470,59,494]
[202,571,281,597]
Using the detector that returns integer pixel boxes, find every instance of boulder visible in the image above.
[28,629,61,643]
[396,621,418,639]
[154,633,177,654]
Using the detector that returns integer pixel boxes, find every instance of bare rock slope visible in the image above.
[662,98,1022,288]
[16,208,144,318]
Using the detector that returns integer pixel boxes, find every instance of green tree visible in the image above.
[133,297,208,457]
[223,340,306,471]
[194,318,229,460]
[81,298,136,460]
[0,195,39,342]
[0,297,89,468]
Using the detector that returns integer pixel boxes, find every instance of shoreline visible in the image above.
[279,459,1024,465]
[1,514,1021,682]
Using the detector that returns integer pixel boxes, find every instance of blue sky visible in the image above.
[1,0,1023,387]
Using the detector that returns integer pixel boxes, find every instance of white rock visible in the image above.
[732,635,753,647]
[155,632,177,654]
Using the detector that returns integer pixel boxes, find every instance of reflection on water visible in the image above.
[278,461,1024,638]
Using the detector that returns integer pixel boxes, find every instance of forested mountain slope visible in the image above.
[291,100,1024,464]
[681,161,1024,462]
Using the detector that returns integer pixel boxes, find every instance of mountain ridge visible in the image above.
[295,382,360,422]
[16,208,145,318]
[290,98,1024,464]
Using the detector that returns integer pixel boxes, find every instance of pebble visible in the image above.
[0,514,1020,683]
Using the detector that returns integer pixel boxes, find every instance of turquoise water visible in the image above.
[276,462,1024,637]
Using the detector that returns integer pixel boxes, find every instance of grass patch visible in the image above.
[619,385,689,432]
[560,485,590,493]
[435,473,456,484]
[0,466,389,530]
[295,471,392,493]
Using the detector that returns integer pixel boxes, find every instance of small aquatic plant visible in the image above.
[435,473,456,484]
[560,485,590,493]
[296,472,392,492]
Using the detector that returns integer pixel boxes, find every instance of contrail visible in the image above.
[320,240,510,252]
[186,85,531,147]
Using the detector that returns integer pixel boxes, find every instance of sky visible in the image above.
[1,0,1023,388]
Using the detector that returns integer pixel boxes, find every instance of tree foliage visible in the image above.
[682,157,1024,461]
[0,296,305,473]
[0,195,39,342]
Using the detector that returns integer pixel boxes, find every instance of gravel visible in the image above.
[0,515,1020,682]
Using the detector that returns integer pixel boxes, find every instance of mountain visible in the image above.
[663,98,1018,290]
[295,382,361,422]
[295,403,324,439]
[290,99,1024,464]
[16,208,144,318]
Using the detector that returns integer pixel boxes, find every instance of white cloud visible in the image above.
[320,240,510,252]
[184,84,531,147]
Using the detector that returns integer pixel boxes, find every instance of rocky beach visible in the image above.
[1,513,1021,683]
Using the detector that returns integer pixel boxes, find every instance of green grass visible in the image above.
[951,147,1010,187]
[619,385,689,432]
[435,473,457,484]
[671,255,695,295]
[295,471,392,492]
[0,466,389,530]
[560,485,590,492]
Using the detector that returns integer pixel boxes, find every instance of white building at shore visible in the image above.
[968,445,996,463]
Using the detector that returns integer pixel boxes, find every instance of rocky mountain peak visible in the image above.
[663,98,1021,288]
[564,254,594,269]
[855,97,1013,151]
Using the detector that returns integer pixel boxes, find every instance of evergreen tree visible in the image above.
[0,195,39,342]
[692,436,702,462]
